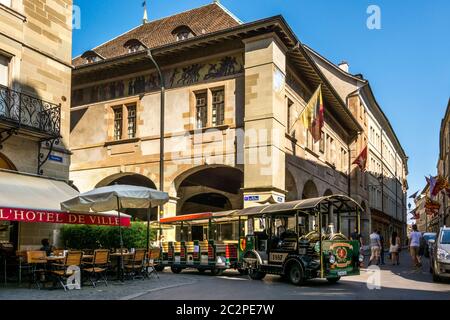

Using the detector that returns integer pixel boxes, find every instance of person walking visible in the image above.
[351,228,365,267]
[368,230,381,266]
[389,231,401,265]
[377,230,385,265]
[408,224,422,269]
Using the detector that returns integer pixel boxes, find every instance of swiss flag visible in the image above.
[353,146,368,172]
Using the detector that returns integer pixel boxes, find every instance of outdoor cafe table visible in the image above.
[110,252,134,281]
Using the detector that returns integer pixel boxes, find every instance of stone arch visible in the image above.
[0,153,16,171]
[95,172,157,189]
[302,180,319,199]
[323,189,333,197]
[285,169,299,201]
[180,193,232,214]
[174,165,243,215]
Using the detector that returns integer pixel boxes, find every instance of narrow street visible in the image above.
[133,252,450,300]
[0,252,448,300]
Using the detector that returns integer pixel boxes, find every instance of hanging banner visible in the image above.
[0,207,131,227]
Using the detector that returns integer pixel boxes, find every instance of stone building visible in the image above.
[305,46,409,243]
[414,184,429,233]
[435,99,450,229]
[0,0,73,249]
[70,2,369,241]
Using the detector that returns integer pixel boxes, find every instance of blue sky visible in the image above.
[73,0,450,214]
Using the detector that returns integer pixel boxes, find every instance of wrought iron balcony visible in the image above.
[0,84,61,139]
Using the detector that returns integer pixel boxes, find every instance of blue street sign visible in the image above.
[244,195,260,202]
[49,155,63,163]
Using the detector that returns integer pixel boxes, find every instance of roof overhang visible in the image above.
[72,16,362,136]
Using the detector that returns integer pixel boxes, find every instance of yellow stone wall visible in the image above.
[0,0,73,249]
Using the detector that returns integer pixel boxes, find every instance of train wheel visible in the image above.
[171,266,182,274]
[288,261,305,286]
[248,268,266,280]
[197,268,206,274]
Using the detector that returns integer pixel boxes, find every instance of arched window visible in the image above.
[171,26,195,41]
[81,50,104,64]
[123,39,147,53]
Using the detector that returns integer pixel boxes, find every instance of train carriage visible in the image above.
[239,195,364,285]
[156,211,245,275]
[155,195,364,285]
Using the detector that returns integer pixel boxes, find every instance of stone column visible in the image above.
[161,196,178,242]
[242,34,287,208]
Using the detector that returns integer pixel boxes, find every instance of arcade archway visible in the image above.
[175,166,243,215]
[302,180,319,199]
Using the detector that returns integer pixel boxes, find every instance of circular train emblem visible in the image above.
[336,247,348,260]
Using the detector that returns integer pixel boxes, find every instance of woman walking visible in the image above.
[389,231,401,265]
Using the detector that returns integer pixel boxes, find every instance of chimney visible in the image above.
[338,61,349,73]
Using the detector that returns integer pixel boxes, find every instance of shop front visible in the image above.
[0,169,131,252]
[371,209,405,247]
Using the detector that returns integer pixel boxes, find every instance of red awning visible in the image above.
[160,212,213,224]
[0,170,131,227]
[0,207,131,227]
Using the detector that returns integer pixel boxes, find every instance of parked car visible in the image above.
[430,226,450,282]
[422,232,437,258]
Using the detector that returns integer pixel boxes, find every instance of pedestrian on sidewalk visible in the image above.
[408,224,422,269]
[368,229,381,266]
[377,230,385,265]
[389,231,401,265]
[351,228,365,267]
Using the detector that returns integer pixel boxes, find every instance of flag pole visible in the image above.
[142,1,148,24]
[288,84,322,133]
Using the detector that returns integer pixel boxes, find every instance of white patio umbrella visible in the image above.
[61,185,169,281]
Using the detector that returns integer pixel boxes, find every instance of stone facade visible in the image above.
[69,5,363,242]
[0,0,73,249]
[306,46,409,244]
[435,99,450,229]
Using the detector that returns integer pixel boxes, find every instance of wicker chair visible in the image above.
[144,248,161,279]
[50,251,82,291]
[26,251,47,289]
[124,249,146,280]
[82,249,110,287]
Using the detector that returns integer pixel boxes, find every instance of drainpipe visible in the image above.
[147,49,166,225]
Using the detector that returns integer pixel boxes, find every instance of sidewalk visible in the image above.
[0,273,196,300]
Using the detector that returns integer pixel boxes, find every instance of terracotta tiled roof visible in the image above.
[73,3,241,67]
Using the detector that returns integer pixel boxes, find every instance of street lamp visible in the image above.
[147,49,166,239]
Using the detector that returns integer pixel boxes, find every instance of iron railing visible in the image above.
[0,84,61,137]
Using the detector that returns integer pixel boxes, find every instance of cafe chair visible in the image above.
[144,248,161,280]
[50,251,83,291]
[16,251,30,286]
[124,249,146,280]
[83,249,110,288]
[26,251,47,289]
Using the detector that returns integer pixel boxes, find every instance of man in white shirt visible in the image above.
[368,230,381,266]
[409,224,422,268]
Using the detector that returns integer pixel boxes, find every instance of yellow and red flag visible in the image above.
[301,85,324,142]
